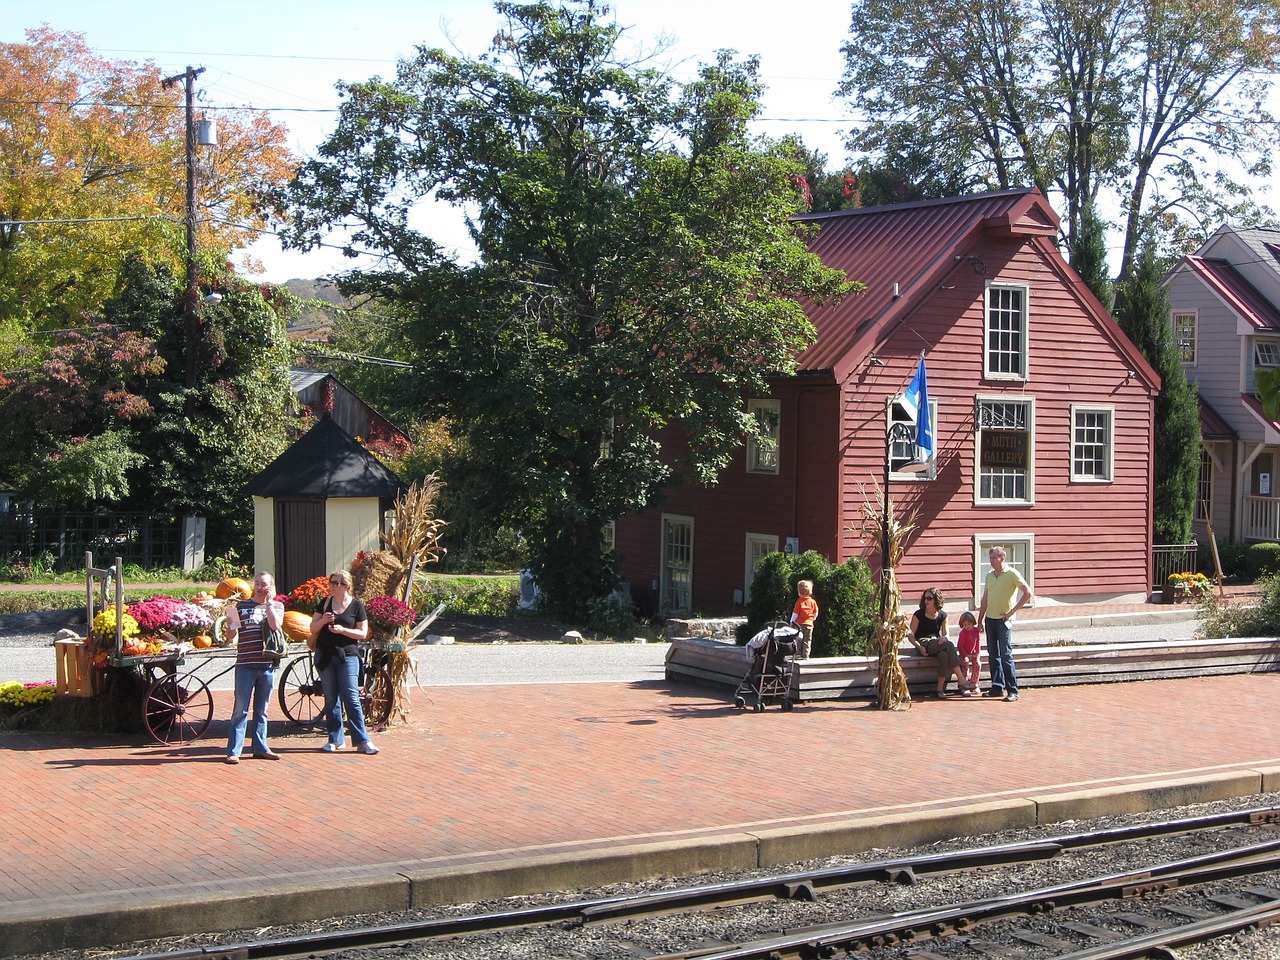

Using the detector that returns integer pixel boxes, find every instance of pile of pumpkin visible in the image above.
[193,577,314,648]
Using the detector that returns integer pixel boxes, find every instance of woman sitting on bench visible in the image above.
[909,587,978,698]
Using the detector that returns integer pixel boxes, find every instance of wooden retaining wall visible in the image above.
[665,637,1280,702]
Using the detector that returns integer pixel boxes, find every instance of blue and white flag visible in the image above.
[899,357,934,462]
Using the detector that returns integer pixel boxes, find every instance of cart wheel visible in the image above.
[278,655,325,727]
[781,699,794,712]
[362,666,394,730]
[142,672,212,744]
[734,696,746,710]
[753,701,765,713]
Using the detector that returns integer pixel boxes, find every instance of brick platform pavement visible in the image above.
[4,669,1280,956]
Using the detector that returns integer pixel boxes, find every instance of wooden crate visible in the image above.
[54,639,95,698]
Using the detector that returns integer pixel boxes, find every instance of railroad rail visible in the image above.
[116,805,1280,960]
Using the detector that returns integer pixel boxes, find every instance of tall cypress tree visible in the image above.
[1072,199,1113,310]
[1113,238,1201,544]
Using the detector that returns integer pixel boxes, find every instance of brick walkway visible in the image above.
[4,663,1280,955]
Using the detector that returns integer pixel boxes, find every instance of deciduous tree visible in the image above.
[839,0,1280,279]
[282,0,855,618]
[0,27,297,333]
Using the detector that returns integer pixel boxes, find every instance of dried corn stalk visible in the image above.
[857,480,919,711]
[381,476,448,569]
[383,640,418,726]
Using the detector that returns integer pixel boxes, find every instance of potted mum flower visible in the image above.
[286,576,331,614]
[1165,571,1211,603]
[364,594,416,645]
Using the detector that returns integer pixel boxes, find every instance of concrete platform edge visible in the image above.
[3,771,1278,958]
[0,873,412,958]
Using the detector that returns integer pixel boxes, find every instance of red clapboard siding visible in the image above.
[615,189,1157,616]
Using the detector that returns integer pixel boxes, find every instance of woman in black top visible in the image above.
[909,587,976,698]
[309,570,378,754]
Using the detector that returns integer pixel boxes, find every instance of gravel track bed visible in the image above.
[19,794,1280,960]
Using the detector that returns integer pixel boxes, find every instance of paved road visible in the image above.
[0,617,1200,687]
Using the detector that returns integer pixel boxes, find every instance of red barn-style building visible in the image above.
[613,188,1160,617]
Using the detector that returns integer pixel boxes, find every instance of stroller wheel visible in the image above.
[734,696,746,710]
[781,699,793,712]
[753,701,765,712]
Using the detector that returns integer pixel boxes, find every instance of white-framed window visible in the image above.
[1070,405,1114,482]
[1195,447,1213,522]
[975,396,1034,504]
[1172,310,1197,364]
[660,514,693,615]
[602,520,616,553]
[744,533,778,605]
[1251,338,1280,394]
[746,399,781,475]
[984,283,1028,380]
[888,395,938,479]
[974,534,1034,605]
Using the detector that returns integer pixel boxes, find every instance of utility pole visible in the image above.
[161,66,206,391]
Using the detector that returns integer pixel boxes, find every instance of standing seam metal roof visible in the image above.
[1181,256,1280,331]
[794,188,1061,378]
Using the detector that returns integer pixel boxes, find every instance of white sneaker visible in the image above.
[357,742,379,755]
[321,742,341,753]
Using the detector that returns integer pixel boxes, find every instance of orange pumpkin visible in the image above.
[281,610,312,644]
[192,634,213,649]
[214,577,253,601]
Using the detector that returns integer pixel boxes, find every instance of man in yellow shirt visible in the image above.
[977,546,1033,702]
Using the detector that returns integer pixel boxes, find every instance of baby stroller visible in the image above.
[734,620,801,712]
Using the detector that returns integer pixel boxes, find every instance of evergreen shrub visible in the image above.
[1202,540,1247,579]
[737,550,877,657]
[1246,542,1280,580]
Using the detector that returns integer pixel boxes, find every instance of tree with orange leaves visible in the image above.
[0,27,297,339]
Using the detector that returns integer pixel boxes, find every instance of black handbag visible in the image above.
[262,626,288,662]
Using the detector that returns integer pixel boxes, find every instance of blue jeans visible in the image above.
[227,664,275,757]
[985,617,1018,695]
[320,653,372,747]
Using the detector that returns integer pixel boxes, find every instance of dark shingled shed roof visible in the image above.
[241,414,407,499]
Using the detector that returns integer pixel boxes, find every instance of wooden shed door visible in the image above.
[274,499,325,593]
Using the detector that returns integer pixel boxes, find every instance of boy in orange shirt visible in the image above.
[790,580,818,658]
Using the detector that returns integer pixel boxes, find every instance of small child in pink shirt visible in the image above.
[957,610,982,695]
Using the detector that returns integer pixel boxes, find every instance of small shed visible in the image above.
[241,415,407,592]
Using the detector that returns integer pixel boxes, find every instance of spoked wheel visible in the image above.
[277,655,325,727]
[142,672,213,744]
[361,666,394,730]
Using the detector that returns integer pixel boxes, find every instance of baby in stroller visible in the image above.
[735,621,801,711]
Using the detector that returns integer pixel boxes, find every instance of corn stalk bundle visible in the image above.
[381,476,448,569]
[383,638,418,726]
[857,480,918,711]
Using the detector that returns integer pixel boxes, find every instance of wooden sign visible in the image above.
[981,429,1029,469]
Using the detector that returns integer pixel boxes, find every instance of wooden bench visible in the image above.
[665,636,1280,702]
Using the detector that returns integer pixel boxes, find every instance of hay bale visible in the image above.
[353,551,406,600]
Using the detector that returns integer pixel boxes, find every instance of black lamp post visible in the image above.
[880,421,930,616]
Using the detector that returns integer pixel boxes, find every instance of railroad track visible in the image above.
[115,805,1280,960]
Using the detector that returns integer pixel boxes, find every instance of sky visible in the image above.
[10,1,855,282]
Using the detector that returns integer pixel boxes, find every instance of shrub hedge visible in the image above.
[737,550,877,657]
